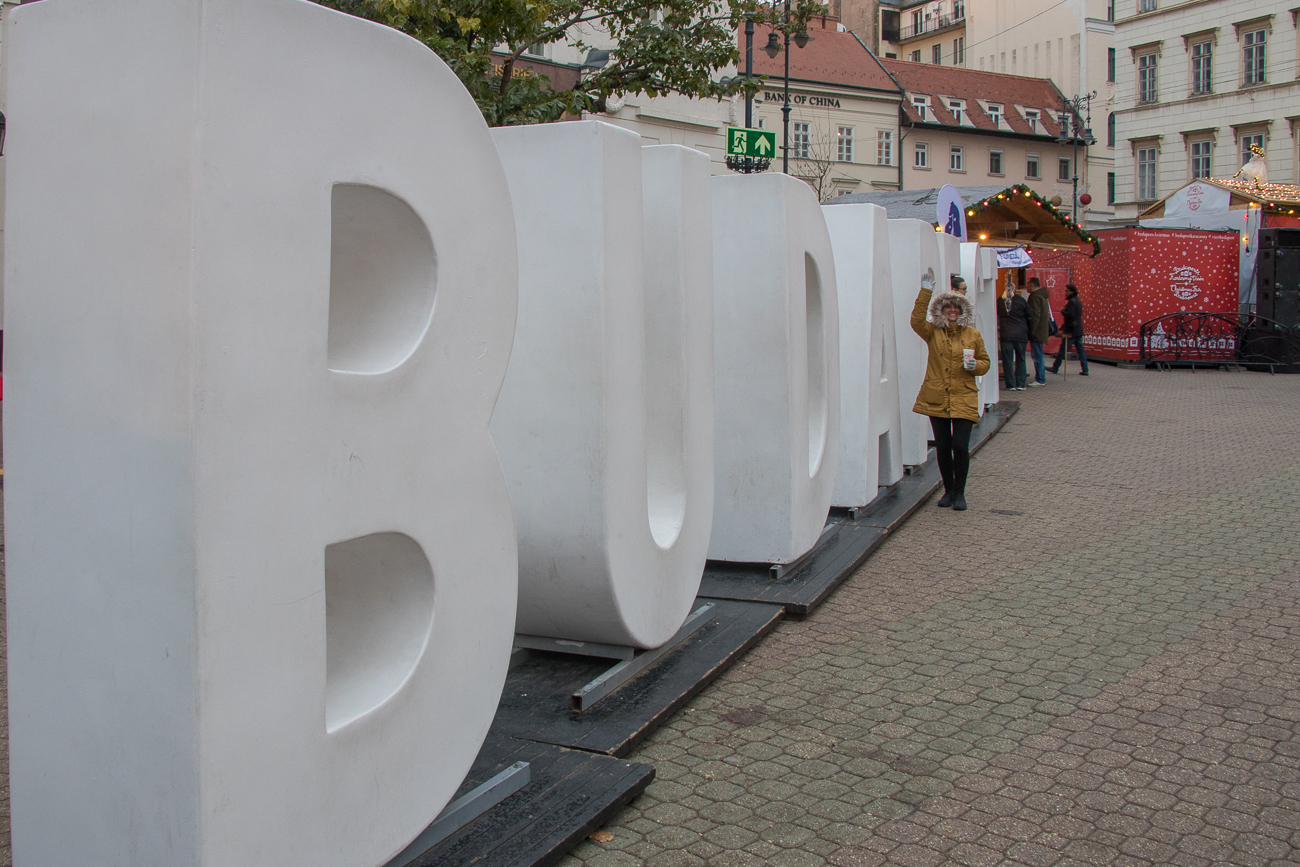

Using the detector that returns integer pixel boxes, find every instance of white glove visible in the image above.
[963,358,977,371]
[920,268,935,292]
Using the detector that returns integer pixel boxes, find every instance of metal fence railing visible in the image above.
[898,13,964,40]
[1138,312,1300,372]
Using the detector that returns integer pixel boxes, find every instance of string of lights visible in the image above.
[963,184,1102,257]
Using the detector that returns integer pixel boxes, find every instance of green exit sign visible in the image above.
[726,127,776,159]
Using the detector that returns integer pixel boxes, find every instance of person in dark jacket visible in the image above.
[1026,277,1051,386]
[998,280,1032,390]
[1049,284,1090,375]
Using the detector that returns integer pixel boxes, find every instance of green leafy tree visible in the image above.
[315,0,824,126]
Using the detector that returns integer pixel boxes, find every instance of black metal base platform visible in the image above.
[415,734,653,867]
[490,598,784,757]
[698,402,1019,617]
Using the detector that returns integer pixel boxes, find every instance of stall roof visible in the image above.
[1139,178,1300,218]
[829,183,1099,256]
[829,185,1008,220]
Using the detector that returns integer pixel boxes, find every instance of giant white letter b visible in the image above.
[5,1,518,864]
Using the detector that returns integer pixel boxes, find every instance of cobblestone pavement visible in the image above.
[561,365,1300,867]
[2,368,1299,867]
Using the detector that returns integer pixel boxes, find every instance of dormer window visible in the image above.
[986,103,1002,128]
[948,100,965,124]
[913,95,931,122]
[1024,109,1040,133]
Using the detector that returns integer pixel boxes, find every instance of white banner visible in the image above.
[995,247,1033,268]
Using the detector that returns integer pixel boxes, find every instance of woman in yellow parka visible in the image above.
[911,269,991,511]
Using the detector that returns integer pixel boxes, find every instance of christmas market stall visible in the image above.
[1138,172,1300,309]
[1002,229,1240,363]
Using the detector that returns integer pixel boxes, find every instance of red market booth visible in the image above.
[1022,228,1239,362]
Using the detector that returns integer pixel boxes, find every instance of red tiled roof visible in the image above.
[881,59,1069,138]
[743,20,901,94]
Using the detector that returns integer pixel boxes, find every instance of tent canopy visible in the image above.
[830,183,1099,256]
[1140,178,1300,219]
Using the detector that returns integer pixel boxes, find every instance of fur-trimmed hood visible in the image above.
[927,290,976,329]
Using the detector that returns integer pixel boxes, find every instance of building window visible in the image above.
[1107,172,1116,204]
[793,122,811,159]
[915,142,929,168]
[1059,157,1071,180]
[950,146,964,171]
[1027,154,1040,178]
[932,44,943,64]
[756,118,766,129]
[1137,146,1157,200]
[1108,113,1116,147]
[912,10,922,32]
[1138,0,1156,12]
[910,49,922,62]
[1137,53,1158,104]
[837,126,854,163]
[986,103,1002,128]
[954,37,965,65]
[877,130,893,166]
[1107,0,1114,21]
[1191,140,1212,178]
[990,150,1003,174]
[954,0,965,18]
[912,95,930,122]
[1108,47,1116,82]
[1243,29,1267,85]
[1241,133,1265,166]
[1190,41,1213,94]
[1026,109,1041,134]
[949,100,964,124]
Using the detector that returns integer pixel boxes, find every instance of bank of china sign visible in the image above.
[763,90,843,108]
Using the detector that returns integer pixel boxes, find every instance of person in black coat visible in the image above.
[1049,284,1090,375]
[998,281,1033,390]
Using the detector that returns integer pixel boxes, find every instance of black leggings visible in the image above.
[930,416,974,495]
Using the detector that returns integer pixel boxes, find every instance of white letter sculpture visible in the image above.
[888,219,943,468]
[823,202,904,509]
[490,121,714,648]
[5,1,519,864]
[711,174,840,564]
[961,242,1002,413]
[936,231,961,302]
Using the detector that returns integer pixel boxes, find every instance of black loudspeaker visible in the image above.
[1256,228,1300,329]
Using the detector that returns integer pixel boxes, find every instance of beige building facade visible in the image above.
[885,60,1082,207]
[747,19,904,199]
[1112,0,1300,221]
[514,17,904,192]
[878,0,968,66]
[966,0,1117,227]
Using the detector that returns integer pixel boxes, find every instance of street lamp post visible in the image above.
[744,17,754,128]
[762,3,810,175]
[726,18,770,173]
[1057,91,1097,224]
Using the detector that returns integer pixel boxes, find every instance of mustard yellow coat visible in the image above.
[910,287,991,423]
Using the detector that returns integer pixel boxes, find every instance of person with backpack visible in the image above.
[998,279,1032,391]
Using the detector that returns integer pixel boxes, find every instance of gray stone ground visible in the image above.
[1,364,1299,866]
[560,365,1300,867]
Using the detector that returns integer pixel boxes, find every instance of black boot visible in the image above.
[937,489,954,508]
[952,491,968,511]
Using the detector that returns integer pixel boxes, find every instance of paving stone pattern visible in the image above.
[561,366,1300,867]
[2,368,1299,867]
